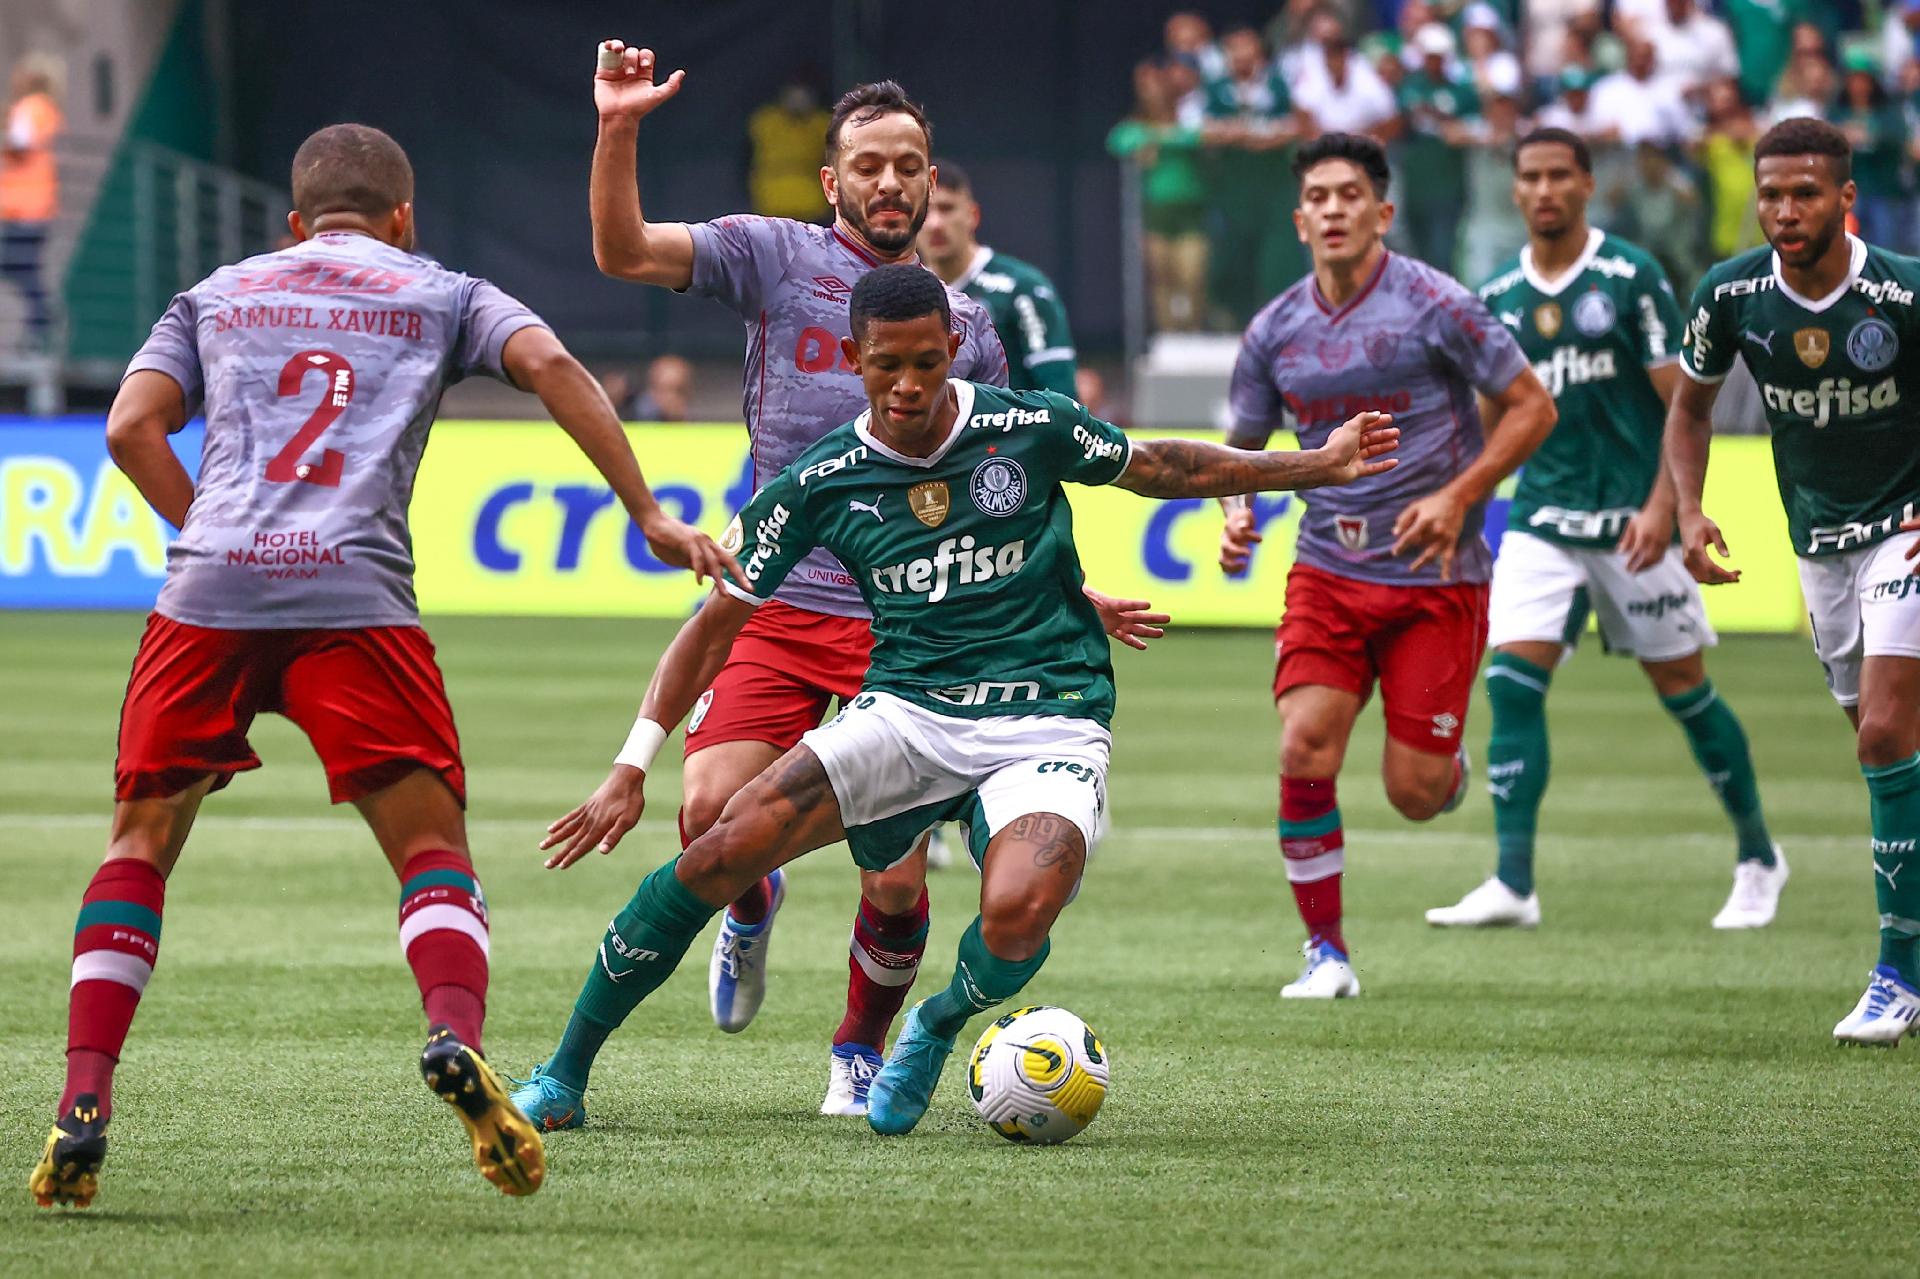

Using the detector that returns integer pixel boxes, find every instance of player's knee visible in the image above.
[1856,708,1915,768]
[1384,768,1450,822]
[1281,723,1342,778]
[862,857,924,915]
[979,900,1054,963]
[678,782,730,843]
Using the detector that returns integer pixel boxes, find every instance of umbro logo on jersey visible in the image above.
[1431,713,1461,738]
[811,275,855,302]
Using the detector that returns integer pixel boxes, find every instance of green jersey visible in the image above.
[952,247,1077,397]
[723,382,1132,725]
[1478,229,1683,547]
[1681,235,1920,556]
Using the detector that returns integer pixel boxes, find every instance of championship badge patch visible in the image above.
[1794,327,1830,369]
[909,481,951,528]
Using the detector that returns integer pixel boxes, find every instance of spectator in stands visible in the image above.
[747,78,830,222]
[635,354,695,422]
[1164,11,1226,83]
[1697,77,1763,259]
[1612,141,1704,286]
[1393,23,1478,273]
[1292,10,1400,139]
[1109,60,1210,332]
[1202,26,1306,325]
[599,368,640,420]
[1769,44,1837,124]
[1525,0,1602,85]
[1879,0,1920,91]
[1075,367,1120,423]
[1727,0,1815,108]
[1833,48,1917,253]
[1458,58,1528,286]
[1536,65,1605,136]
[1460,4,1523,106]
[1590,36,1697,146]
[1648,0,1739,103]
[1,55,63,349]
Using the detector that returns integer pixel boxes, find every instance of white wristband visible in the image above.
[614,716,668,773]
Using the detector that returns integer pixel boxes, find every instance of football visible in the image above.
[966,1005,1110,1144]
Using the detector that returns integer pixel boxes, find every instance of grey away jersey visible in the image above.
[125,231,545,628]
[686,215,1010,617]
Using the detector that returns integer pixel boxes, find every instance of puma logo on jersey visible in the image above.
[1498,310,1522,329]
[1533,345,1617,395]
[870,536,1026,603]
[1742,328,1774,354]
[848,495,884,522]
[1759,374,1898,430]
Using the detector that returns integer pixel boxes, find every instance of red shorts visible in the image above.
[683,598,872,757]
[1274,562,1490,754]
[115,614,465,805]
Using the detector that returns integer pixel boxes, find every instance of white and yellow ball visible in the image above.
[966,1005,1109,1144]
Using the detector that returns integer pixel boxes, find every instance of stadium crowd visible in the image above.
[1112,1,1919,332]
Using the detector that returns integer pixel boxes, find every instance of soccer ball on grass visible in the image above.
[966,1005,1109,1144]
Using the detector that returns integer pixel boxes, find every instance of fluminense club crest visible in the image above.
[1365,331,1400,368]
[1334,514,1369,551]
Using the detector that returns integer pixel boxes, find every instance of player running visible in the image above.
[1666,118,1920,1043]
[1427,127,1783,932]
[27,124,732,1209]
[1217,133,1557,999]
[919,158,1078,396]
[510,42,1152,1127]
[535,264,1400,1136]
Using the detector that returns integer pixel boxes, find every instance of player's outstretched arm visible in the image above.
[1113,412,1399,499]
[589,39,696,287]
[541,589,756,869]
[105,370,194,528]
[502,327,741,586]
[1663,371,1740,585]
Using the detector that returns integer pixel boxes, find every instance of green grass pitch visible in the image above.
[1,612,1911,1276]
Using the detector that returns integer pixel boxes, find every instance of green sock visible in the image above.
[919,917,1051,1041]
[547,858,718,1090]
[1485,652,1553,898]
[1660,680,1775,866]
[1867,754,1920,986]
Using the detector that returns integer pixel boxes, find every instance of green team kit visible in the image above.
[951,249,1078,396]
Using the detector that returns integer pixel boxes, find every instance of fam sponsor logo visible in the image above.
[929,678,1042,706]
[1533,345,1617,396]
[1759,375,1898,429]
[1806,501,1918,554]
[799,444,868,485]
[1526,505,1638,540]
[869,535,1026,602]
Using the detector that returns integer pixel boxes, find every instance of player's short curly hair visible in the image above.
[1293,131,1390,198]
[826,81,933,166]
[291,124,414,222]
[1514,126,1592,174]
[849,263,950,339]
[1755,116,1852,183]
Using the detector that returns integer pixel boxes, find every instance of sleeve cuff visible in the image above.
[480,316,550,379]
[715,578,767,608]
[1678,360,1727,385]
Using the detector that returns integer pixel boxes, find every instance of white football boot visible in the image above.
[819,1043,884,1116]
[1710,848,1788,929]
[708,869,786,1033]
[1833,967,1920,1045]
[1280,940,1360,999]
[1426,876,1540,928]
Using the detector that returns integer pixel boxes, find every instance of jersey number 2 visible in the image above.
[267,350,354,486]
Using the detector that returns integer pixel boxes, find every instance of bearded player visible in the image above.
[510,41,1155,1126]
[28,123,733,1208]
[1667,118,1920,1043]
[1218,132,1557,998]
[1427,127,1783,932]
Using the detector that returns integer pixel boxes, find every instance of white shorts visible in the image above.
[1796,532,1920,707]
[1487,530,1717,663]
[800,691,1111,872]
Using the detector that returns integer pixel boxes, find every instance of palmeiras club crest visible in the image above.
[1334,514,1369,551]
[970,456,1027,516]
[1365,331,1399,368]
[909,481,950,528]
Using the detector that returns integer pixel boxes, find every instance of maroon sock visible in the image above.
[63,858,167,1118]
[398,850,489,1054]
[833,889,930,1051]
[1281,777,1347,956]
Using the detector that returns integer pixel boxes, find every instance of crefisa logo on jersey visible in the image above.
[971,456,1027,517]
[1334,515,1369,551]
[1847,317,1898,372]
[1573,290,1615,337]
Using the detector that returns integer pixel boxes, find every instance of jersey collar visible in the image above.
[1520,226,1604,297]
[832,225,919,270]
[1311,250,1390,323]
[1772,233,1867,313]
[950,245,994,292]
[855,379,977,468]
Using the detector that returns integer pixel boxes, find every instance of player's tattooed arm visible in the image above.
[106,370,195,528]
[590,40,697,287]
[1663,371,1740,585]
[1114,411,1398,499]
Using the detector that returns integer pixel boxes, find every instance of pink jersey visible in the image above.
[1228,252,1528,585]
[125,231,545,628]
[686,215,1009,616]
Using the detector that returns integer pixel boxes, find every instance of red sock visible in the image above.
[397,850,489,1054]
[833,888,929,1051]
[63,858,166,1117]
[1280,777,1346,956]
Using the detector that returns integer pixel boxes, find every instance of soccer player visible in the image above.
[918,159,1078,396]
[1216,132,1557,999]
[536,264,1401,1136]
[1427,127,1783,931]
[1666,118,1920,1043]
[26,124,733,1208]
[513,42,1152,1125]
